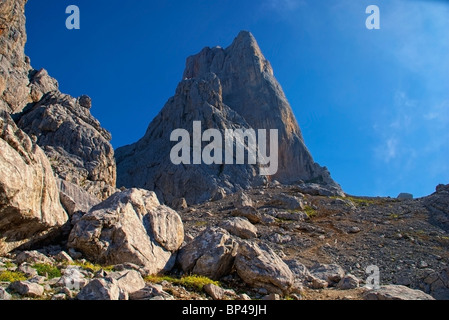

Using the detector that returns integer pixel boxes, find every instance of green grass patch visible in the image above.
[0,270,27,282]
[70,261,114,273]
[4,261,15,269]
[145,274,220,292]
[346,196,377,207]
[389,213,400,219]
[304,206,317,218]
[32,264,62,279]
[194,221,208,227]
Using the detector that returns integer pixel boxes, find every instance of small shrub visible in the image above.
[33,264,61,279]
[0,270,27,282]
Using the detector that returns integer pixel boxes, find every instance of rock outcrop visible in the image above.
[116,31,341,205]
[17,92,117,200]
[68,189,184,275]
[423,184,449,232]
[0,111,68,255]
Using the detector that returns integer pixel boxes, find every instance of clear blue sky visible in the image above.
[24,0,449,198]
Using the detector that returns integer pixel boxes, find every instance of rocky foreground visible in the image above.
[1,183,447,301]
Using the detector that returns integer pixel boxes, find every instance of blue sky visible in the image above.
[24,0,449,198]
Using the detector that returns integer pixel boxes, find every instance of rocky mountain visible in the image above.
[116,31,341,205]
[0,0,116,201]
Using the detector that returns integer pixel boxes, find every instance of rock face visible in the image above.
[17,92,117,200]
[116,31,341,205]
[68,189,184,274]
[177,227,238,280]
[423,184,449,232]
[0,111,68,255]
[0,0,31,113]
[234,241,294,295]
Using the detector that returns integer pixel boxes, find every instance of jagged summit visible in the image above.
[116,31,342,205]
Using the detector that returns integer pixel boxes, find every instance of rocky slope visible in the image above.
[116,31,342,205]
[0,184,447,301]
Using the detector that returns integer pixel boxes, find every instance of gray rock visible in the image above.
[0,287,11,300]
[262,293,281,300]
[108,270,145,295]
[17,92,117,201]
[297,183,345,197]
[271,194,304,210]
[54,251,73,263]
[268,233,292,244]
[172,198,188,210]
[177,227,238,280]
[8,281,44,297]
[234,192,253,208]
[422,267,449,300]
[58,179,100,217]
[397,193,413,200]
[18,264,38,278]
[220,217,258,239]
[275,211,308,222]
[57,266,87,291]
[0,112,68,255]
[68,189,184,275]
[51,293,67,301]
[232,206,262,224]
[204,283,225,300]
[16,251,54,265]
[234,241,294,295]
[309,263,345,287]
[364,285,435,300]
[77,278,127,301]
[116,31,342,205]
[336,274,360,290]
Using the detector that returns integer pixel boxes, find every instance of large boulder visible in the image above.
[68,189,184,275]
[364,285,435,301]
[234,241,294,295]
[58,179,100,217]
[0,111,68,255]
[177,227,238,280]
[77,278,127,301]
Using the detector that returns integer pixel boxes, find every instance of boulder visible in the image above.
[234,192,253,208]
[364,285,435,300]
[68,189,184,275]
[0,111,68,255]
[8,281,44,298]
[108,270,146,295]
[177,227,238,280]
[57,266,87,291]
[397,193,413,200]
[204,283,225,300]
[15,250,54,265]
[309,263,345,287]
[58,179,100,217]
[421,267,449,300]
[54,251,73,263]
[232,206,262,224]
[77,278,127,301]
[270,194,304,210]
[220,217,258,239]
[336,274,360,290]
[234,241,294,295]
